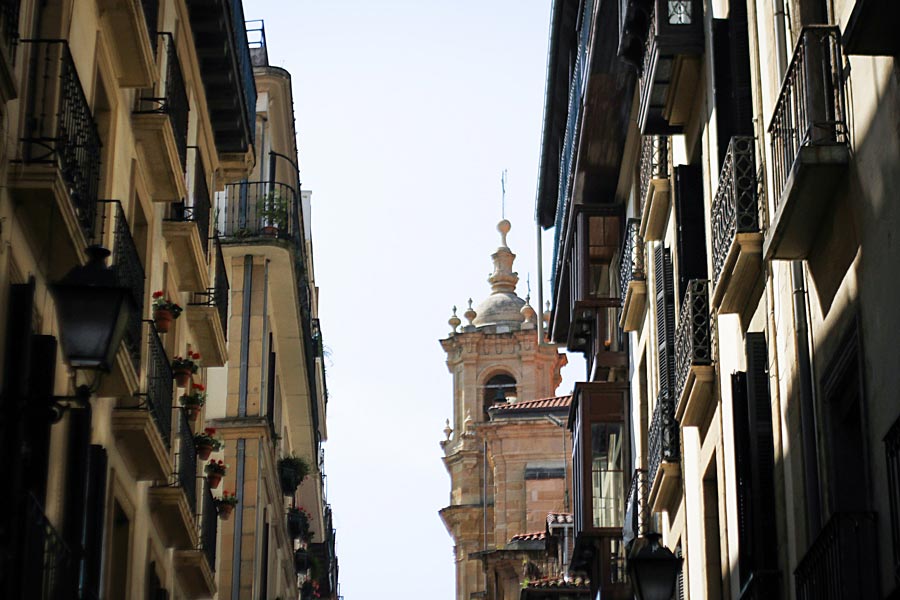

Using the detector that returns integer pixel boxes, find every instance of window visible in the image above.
[591,422,624,527]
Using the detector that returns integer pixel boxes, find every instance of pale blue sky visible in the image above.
[243,2,581,597]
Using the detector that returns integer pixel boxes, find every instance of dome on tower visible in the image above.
[472,220,527,328]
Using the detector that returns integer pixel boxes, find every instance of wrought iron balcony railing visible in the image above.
[673,280,711,410]
[95,201,145,373]
[168,150,212,256]
[200,482,218,570]
[145,324,173,448]
[648,394,678,487]
[710,137,758,288]
[21,40,102,242]
[639,135,668,211]
[136,32,189,170]
[619,218,645,305]
[21,494,75,600]
[176,407,197,511]
[768,26,848,210]
[217,181,298,241]
[623,468,649,547]
[794,512,879,600]
[190,237,229,340]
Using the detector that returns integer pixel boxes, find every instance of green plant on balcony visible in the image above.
[278,455,310,495]
[215,490,239,520]
[205,459,227,489]
[152,290,182,333]
[288,506,313,541]
[172,351,201,387]
[179,383,206,421]
[193,427,223,460]
[259,191,289,235]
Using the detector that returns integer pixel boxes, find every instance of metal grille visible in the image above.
[21,40,102,243]
[22,494,75,600]
[192,153,211,255]
[200,481,218,570]
[145,324,173,449]
[623,468,648,547]
[217,181,298,240]
[136,33,188,170]
[176,407,197,510]
[710,136,758,288]
[95,201,145,373]
[648,393,678,487]
[619,218,645,305]
[231,1,257,142]
[794,512,878,600]
[673,279,711,412]
[768,26,848,209]
[639,135,668,212]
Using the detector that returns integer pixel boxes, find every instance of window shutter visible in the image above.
[731,371,754,583]
[654,245,675,396]
[712,18,734,167]
[713,6,753,166]
[674,165,707,304]
[23,335,56,502]
[82,445,107,599]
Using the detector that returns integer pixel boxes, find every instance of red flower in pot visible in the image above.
[152,291,183,334]
[179,384,206,422]
[193,427,222,460]
[172,352,201,387]
[205,459,227,489]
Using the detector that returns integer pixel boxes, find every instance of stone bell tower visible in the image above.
[439,220,568,600]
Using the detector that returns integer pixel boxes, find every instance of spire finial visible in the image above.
[488,220,517,294]
[464,298,477,325]
[448,306,461,333]
[501,169,508,220]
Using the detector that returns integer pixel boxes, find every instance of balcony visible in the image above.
[710,137,763,315]
[627,0,704,134]
[186,237,229,367]
[112,324,172,480]
[186,0,256,177]
[619,219,646,332]
[174,479,217,598]
[149,409,198,549]
[843,0,900,56]
[638,135,670,241]
[134,32,189,203]
[97,0,156,87]
[15,494,76,599]
[11,40,102,253]
[218,181,298,241]
[673,280,714,429]
[623,468,649,549]
[794,512,879,600]
[764,27,850,260]
[648,394,679,512]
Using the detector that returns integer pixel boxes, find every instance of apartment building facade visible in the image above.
[0,1,337,599]
[537,0,900,598]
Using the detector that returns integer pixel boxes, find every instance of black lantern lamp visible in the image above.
[50,246,134,375]
[627,532,682,600]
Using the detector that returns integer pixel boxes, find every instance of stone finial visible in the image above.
[463,298,477,325]
[443,419,453,442]
[543,300,552,324]
[448,306,461,333]
[521,294,537,329]
[498,219,511,247]
[487,220,518,294]
[464,409,474,431]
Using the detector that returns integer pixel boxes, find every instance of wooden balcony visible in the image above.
[673,280,714,429]
[638,135,670,241]
[764,27,850,260]
[619,219,646,332]
[633,0,704,134]
[97,0,156,87]
[710,137,763,316]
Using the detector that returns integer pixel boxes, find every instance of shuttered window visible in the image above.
[674,165,707,305]
[712,2,753,166]
[654,244,676,397]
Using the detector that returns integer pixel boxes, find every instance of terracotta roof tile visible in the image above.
[509,531,547,543]
[525,575,590,589]
[489,395,572,412]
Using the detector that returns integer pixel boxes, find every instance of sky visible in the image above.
[243,2,582,597]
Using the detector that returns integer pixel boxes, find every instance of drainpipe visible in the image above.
[774,0,822,537]
[536,219,548,346]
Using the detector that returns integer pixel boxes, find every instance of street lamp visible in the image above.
[627,532,682,600]
[50,245,134,374]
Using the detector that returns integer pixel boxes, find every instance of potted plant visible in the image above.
[287,506,312,541]
[215,491,238,520]
[179,383,206,421]
[205,459,227,489]
[151,291,182,333]
[172,352,200,387]
[193,427,222,460]
[259,192,289,236]
[277,455,311,495]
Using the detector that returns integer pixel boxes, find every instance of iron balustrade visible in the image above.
[768,26,848,210]
[136,33,189,170]
[141,0,158,52]
[639,135,668,211]
[200,482,218,570]
[619,218,645,304]
[176,408,197,511]
[95,201,145,373]
[0,0,20,59]
[232,1,256,142]
[21,40,102,243]
[190,237,229,339]
[168,150,211,256]
[710,137,758,288]
[22,494,75,600]
[794,512,878,600]
[673,279,711,411]
[145,324,173,449]
[217,181,298,240]
[648,393,678,488]
[624,468,649,547]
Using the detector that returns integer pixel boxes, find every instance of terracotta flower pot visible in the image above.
[218,503,234,520]
[154,308,174,333]
[197,443,213,460]
[207,473,222,489]
[185,405,200,422]
[174,368,192,387]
